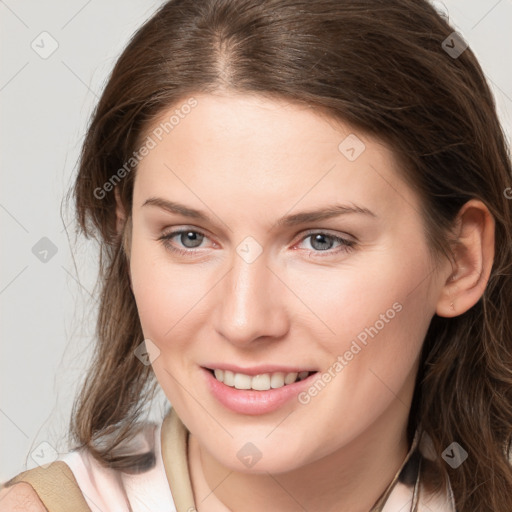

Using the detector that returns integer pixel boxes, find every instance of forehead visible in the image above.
[133,93,420,224]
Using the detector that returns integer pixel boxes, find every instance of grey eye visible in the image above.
[307,233,336,251]
[178,231,205,248]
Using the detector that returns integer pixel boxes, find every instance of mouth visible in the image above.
[203,367,318,391]
[201,366,320,415]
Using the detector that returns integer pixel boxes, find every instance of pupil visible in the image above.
[312,234,332,250]
[183,231,202,248]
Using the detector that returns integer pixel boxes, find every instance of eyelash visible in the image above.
[157,228,356,258]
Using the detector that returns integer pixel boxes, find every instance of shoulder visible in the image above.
[0,460,91,512]
[0,417,170,512]
[0,482,46,512]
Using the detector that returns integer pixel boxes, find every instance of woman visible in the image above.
[2,0,511,510]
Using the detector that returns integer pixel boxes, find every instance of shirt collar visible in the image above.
[160,407,456,512]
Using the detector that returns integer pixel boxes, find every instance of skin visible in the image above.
[114,92,494,512]
[0,483,46,511]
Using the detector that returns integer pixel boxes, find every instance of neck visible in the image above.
[187,399,411,512]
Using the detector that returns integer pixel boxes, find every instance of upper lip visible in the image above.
[203,364,317,376]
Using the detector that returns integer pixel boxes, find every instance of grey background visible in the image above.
[1,0,511,481]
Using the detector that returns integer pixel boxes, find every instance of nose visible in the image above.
[214,247,290,347]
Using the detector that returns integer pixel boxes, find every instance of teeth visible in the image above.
[252,373,271,391]
[234,373,252,389]
[211,369,312,390]
[284,372,298,385]
[224,370,235,386]
[270,372,285,388]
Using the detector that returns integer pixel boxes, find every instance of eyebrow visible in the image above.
[142,197,377,228]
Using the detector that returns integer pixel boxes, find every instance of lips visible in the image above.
[201,366,319,415]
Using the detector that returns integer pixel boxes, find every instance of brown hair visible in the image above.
[69,0,512,509]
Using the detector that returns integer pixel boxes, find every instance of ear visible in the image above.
[436,199,495,317]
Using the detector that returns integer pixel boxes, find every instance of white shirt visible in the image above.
[60,422,177,512]
[58,408,456,512]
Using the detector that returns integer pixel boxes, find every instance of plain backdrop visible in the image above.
[1,0,511,482]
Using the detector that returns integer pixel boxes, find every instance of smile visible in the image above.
[201,366,320,415]
[208,368,314,391]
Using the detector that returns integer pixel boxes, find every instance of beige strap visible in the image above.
[4,461,91,512]
[161,407,197,512]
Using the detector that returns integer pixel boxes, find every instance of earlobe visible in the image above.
[436,199,495,318]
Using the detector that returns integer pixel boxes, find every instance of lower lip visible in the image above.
[201,367,318,415]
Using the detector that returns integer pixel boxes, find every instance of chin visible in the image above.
[209,441,309,475]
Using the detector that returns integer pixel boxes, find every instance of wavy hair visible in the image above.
[69,0,512,509]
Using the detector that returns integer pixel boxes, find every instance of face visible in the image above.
[127,92,446,473]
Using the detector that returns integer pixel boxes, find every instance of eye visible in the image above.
[296,231,356,257]
[157,228,356,258]
[158,228,210,256]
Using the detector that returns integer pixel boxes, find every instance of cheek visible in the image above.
[298,247,434,433]
[294,243,434,349]
[295,238,434,384]
[129,237,208,343]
